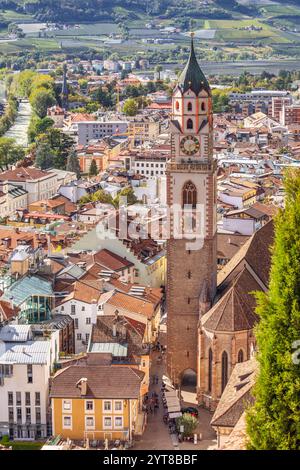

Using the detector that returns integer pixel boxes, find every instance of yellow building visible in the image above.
[50,364,145,441]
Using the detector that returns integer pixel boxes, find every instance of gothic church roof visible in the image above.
[211,358,257,429]
[202,220,274,333]
[202,267,260,332]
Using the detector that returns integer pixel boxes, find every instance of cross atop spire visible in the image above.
[177,34,210,96]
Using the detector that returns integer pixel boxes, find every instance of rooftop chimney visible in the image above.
[76,377,88,396]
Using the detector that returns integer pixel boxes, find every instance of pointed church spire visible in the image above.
[177,33,210,96]
[61,63,69,110]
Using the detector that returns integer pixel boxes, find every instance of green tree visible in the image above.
[66,149,81,179]
[36,129,74,170]
[212,89,230,113]
[28,116,54,143]
[0,137,25,170]
[89,159,98,177]
[155,65,163,81]
[91,189,113,204]
[11,70,35,98]
[123,98,138,116]
[113,187,138,207]
[176,413,198,437]
[35,141,55,170]
[78,79,88,91]
[30,88,56,118]
[79,190,113,205]
[246,169,300,450]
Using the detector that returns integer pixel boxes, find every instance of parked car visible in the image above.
[181,407,199,418]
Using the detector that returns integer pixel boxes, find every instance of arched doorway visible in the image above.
[180,369,197,391]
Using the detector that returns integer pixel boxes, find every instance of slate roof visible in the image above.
[50,365,144,399]
[217,220,274,290]
[211,358,257,429]
[177,36,210,96]
[202,267,260,332]
[219,412,248,450]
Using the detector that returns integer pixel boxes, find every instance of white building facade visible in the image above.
[0,325,59,440]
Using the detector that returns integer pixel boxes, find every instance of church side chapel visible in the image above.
[166,34,274,412]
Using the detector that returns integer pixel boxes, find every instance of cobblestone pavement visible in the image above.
[133,344,217,451]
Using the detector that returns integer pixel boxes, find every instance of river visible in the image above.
[4,100,32,148]
[0,79,32,147]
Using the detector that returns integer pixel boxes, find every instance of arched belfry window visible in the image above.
[182,181,197,208]
[238,350,244,363]
[221,351,228,392]
[175,101,180,111]
[187,101,192,111]
[208,348,213,393]
[201,102,205,111]
[187,118,193,129]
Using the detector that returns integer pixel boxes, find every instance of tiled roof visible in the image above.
[217,233,250,262]
[202,267,260,332]
[217,220,274,289]
[252,202,278,217]
[91,314,147,358]
[0,299,20,321]
[61,280,102,304]
[107,278,163,307]
[93,249,134,271]
[211,358,257,428]
[107,291,154,319]
[50,365,144,398]
[219,413,248,450]
[0,167,54,181]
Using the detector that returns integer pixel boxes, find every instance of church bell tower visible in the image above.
[166,34,217,387]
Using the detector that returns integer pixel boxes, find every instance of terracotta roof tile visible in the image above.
[93,249,134,271]
[0,166,54,181]
[107,291,154,319]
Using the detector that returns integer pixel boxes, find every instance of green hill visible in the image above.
[1,1,300,27]
[0,0,257,23]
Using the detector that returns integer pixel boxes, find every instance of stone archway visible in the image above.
[180,368,197,391]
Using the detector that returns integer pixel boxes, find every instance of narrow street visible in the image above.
[133,328,217,450]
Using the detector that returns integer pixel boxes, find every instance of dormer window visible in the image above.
[201,102,205,111]
[187,102,192,111]
[175,101,180,111]
[187,118,193,130]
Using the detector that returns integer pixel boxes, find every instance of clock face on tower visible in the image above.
[180,136,200,156]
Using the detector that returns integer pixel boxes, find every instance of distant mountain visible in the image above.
[1,0,300,23]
